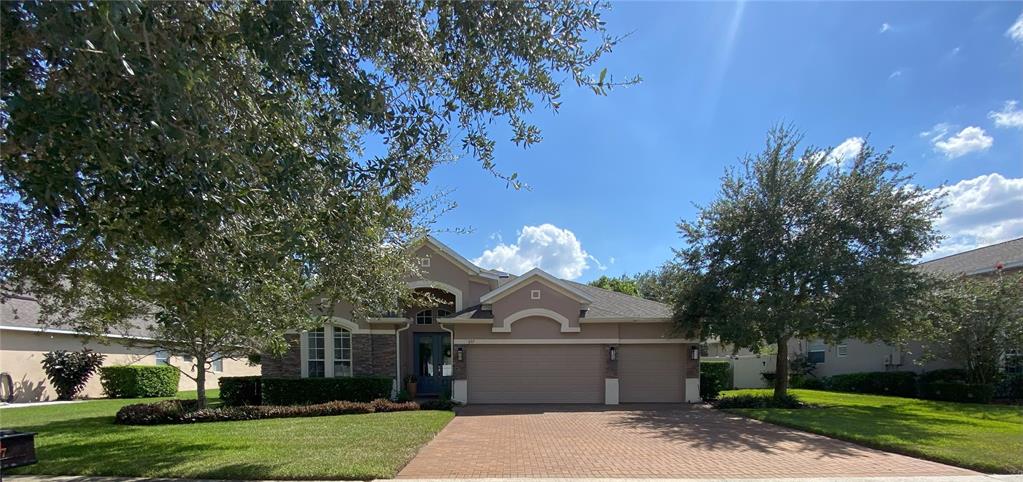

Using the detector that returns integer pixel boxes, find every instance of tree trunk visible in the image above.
[773,336,789,401]
[195,355,208,409]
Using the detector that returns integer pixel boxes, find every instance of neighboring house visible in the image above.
[261,236,701,405]
[0,294,261,403]
[707,237,1023,386]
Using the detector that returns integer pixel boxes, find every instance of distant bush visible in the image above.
[40,349,106,400]
[700,361,732,400]
[100,365,179,398]
[792,376,826,390]
[995,373,1023,401]
[825,371,917,397]
[713,393,804,409]
[920,381,995,404]
[115,398,425,425]
[219,376,261,406]
[419,398,460,411]
[919,368,969,384]
[261,377,392,405]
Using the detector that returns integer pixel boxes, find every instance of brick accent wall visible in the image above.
[604,344,618,378]
[262,333,301,378]
[353,334,397,378]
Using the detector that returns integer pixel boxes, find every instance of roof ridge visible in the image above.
[919,236,1023,265]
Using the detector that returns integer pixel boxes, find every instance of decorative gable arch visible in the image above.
[407,279,463,311]
[493,308,581,333]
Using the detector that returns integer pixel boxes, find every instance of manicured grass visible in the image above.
[0,391,454,480]
[720,389,1023,474]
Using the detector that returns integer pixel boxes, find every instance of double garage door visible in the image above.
[466,344,685,404]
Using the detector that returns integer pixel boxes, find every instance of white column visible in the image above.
[452,380,468,404]
[685,377,701,403]
[604,378,619,405]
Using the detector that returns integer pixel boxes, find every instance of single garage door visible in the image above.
[468,344,604,404]
[619,344,685,403]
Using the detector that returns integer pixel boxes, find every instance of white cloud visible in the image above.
[879,22,892,33]
[925,173,1023,259]
[989,100,1023,129]
[472,223,601,280]
[888,70,903,79]
[826,137,865,168]
[924,125,993,158]
[1007,13,1023,44]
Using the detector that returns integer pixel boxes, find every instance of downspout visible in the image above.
[395,321,411,397]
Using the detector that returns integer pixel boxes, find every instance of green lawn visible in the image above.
[721,389,1023,474]
[0,390,454,480]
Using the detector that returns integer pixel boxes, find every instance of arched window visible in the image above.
[333,327,352,377]
[437,309,451,318]
[416,309,434,325]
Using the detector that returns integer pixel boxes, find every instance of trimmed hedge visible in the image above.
[713,393,804,409]
[700,361,732,400]
[261,377,393,405]
[115,398,422,425]
[99,365,179,398]
[995,373,1023,401]
[219,376,262,406]
[920,381,995,404]
[919,368,969,384]
[825,371,918,398]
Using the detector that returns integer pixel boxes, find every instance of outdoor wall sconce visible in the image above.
[609,346,616,361]
[457,346,464,361]
[690,346,700,360]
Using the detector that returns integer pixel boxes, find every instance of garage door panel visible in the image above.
[468,345,603,404]
[619,344,685,403]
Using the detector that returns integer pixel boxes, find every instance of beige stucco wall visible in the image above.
[0,329,260,403]
[491,280,582,330]
[791,338,960,377]
[413,245,496,308]
[451,321,683,342]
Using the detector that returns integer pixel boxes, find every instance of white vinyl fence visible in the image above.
[706,355,778,389]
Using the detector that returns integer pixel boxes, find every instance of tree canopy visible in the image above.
[0,0,632,404]
[670,126,942,399]
[588,275,639,296]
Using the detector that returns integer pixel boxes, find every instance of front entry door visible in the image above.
[414,333,452,396]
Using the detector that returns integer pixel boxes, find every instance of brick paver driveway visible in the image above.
[398,405,977,479]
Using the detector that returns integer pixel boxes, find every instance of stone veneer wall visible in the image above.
[262,333,301,377]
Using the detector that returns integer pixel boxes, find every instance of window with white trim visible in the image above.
[211,353,224,372]
[419,256,431,267]
[307,328,325,377]
[416,309,434,325]
[333,326,352,377]
[437,309,451,318]
[836,344,849,357]
[155,350,170,365]
[807,349,826,364]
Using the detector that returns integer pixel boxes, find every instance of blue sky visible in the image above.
[426,2,1023,282]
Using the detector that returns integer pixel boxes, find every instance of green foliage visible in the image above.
[825,371,918,398]
[0,1,633,406]
[922,272,1023,385]
[919,368,969,384]
[115,398,419,425]
[792,377,826,389]
[588,275,639,296]
[218,376,261,407]
[40,349,106,400]
[699,361,732,399]
[995,373,1023,401]
[714,393,804,409]
[261,377,392,405]
[919,381,995,404]
[670,125,942,399]
[99,365,179,398]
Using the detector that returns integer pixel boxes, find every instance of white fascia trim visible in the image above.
[366,317,407,324]
[440,319,494,324]
[407,279,463,311]
[454,338,693,345]
[479,268,594,305]
[579,318,672,323]
[327,317,395,335]
[0,325,157,341]
[494,308,579,333]
[423,236,498,279]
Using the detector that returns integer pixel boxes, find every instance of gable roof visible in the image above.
[918,237,1023,276]
[478,268,594,305]
[567,281,673,320]
[420,236,498,280]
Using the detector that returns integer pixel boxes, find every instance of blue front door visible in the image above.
[414,333,451,396]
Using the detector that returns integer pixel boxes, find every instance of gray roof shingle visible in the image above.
[918,237,1023,276]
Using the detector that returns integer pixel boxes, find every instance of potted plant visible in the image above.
[404,374,418,399]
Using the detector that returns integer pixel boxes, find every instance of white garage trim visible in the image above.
[452,379,468,403]
[686,377,701,403]
[407,279,463,311]
[493,308,580,333]
[455,338,691,345]
[605,378,620,405]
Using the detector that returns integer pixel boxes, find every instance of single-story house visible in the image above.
[261,236,701,404]
[0,295,261,403]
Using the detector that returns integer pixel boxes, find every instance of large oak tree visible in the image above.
[671,126,942,400]
[0,1,634,405]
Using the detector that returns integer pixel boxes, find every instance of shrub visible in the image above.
[713,393,804,409]
[40,349,106,400]
[792,376,826,390]
[261,377,392,405]
[920,381,995,404]
[825,371,917,397]
[99,365,179,398]
[419,398,459,411]
[115,398,421,425]
[700,361,732,400]
[219,376,262,406]
[920,368,969,384]
[995,373,1023,401]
